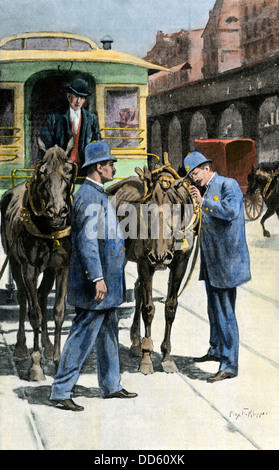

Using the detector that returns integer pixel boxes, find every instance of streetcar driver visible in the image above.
[38,77,101,175]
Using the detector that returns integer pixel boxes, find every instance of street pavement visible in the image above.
[0,212,278,451]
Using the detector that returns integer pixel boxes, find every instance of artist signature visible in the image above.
[229,408,268,420]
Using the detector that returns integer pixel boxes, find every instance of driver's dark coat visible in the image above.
[38,106,101,173]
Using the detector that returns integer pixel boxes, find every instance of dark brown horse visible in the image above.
[0,138,77,381]
[107,157,201,374]
[247,162,279,237]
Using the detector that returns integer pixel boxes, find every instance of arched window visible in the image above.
[219,104,243,138]
[258,96,279,162]
[168,116,182,171]
[189,112,208,151]
[150,120,162,166]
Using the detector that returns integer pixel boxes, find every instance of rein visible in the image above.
[116,159,202,292]
[177,203,202,297]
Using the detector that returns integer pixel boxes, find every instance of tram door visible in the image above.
[29,74,96,167]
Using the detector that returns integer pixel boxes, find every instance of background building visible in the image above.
[144,0,279,169]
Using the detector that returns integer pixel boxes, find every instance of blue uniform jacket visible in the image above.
[199,173,251,289]
[67,179,126,310]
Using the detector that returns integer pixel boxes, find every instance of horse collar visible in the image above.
[20,206,71,249]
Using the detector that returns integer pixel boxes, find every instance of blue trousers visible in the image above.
[50,308,122,400]
[205,281,239,376]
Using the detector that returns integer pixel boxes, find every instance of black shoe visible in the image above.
[50,398,84,411]
[105,388,138,399]
[193,354,219,363]
[207,371,236,383]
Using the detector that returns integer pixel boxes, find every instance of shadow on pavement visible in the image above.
[12,355,212,409]
[13,384,101,407]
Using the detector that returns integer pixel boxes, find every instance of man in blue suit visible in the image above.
[184,152,251,382]
[50,141,137,411]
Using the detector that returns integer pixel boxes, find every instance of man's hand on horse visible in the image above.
[94,279,107,303]
[189,185,202,204]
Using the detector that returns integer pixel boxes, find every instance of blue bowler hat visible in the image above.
[184,151,212,176]
[82,141,117,169]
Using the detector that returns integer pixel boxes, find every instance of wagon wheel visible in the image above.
[244,189,264,220]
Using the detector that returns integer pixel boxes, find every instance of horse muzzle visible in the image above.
[44,206,70,229]
[146,249,174,267]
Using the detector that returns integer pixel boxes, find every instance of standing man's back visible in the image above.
[49,141,137,411]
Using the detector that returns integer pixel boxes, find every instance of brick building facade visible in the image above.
[145,1,279,167]
[240,0,279,66]
[146,0,279,92]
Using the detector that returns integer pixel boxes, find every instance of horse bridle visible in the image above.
[135,166,202,242]
[25,163,78,216]
[20,162,78,249]
[134,163,202,297]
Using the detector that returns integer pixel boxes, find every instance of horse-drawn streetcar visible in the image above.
[0,31,169,380]
[0,31,166,196]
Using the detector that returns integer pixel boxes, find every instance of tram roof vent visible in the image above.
[101,35,113,50]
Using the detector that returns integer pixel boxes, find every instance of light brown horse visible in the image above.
[0,139,77,381]
[107,156,201,374]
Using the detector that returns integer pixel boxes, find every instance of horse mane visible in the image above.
[257,161,279,173]
[253,168,270,181]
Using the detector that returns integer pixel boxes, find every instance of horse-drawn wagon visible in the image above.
[195,138,279,236]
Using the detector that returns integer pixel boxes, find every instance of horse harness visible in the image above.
[125,164,202,298]
[135,165,202,245]
[0,163,78,281]
[20,164,77,250]
[262,169,279,198]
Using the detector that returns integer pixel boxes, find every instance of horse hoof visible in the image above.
[29,366,46,382]
[14,344,28,359]
[162,359,178,373]
[29,351,46,382]
[130,344,142,357]
[264,231,271,237]
[140,352,154,375]
[140,362,154,375]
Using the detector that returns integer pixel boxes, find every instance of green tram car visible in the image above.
[0,31,166,196]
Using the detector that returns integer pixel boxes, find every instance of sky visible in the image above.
[0,0,216,58]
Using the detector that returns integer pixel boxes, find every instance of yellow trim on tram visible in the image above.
[0,82,25,165]
[0,32,168,72]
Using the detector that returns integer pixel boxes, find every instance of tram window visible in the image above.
[70,39,93,51]
[105,89,140,149]
[1,39,23,50]
[26,37,68,50]
[0,89,14,145]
